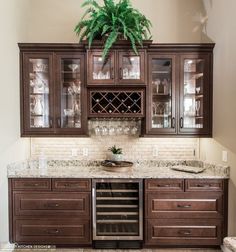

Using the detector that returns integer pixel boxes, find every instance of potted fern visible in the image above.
[108,145,123,161]
[74,0,152,59]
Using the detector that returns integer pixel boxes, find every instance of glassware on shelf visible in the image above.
[64,109,74,117]
[195,100,201,116]
[122,56,140,79]
[32,96,43,115]
[32,63,48,72]
[89,119,140,137]
[68,64,79,72]
[196,87,201,94]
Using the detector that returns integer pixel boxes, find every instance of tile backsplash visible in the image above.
[31,137,199,161]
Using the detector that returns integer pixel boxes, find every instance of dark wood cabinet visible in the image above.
[9,178,92,246]
[144,178,228,247]
[145,44,214,136]
[19,44,87,137]
[19,43,214,137]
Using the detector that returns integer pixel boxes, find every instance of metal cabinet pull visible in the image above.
[157,184,170,187]
[177,204,191,208]
[172,117,175,128]
[24,183,39,187]
[178,230,191,235]
[119,68,123,79]
[111,67,114,79]
[45,203,60,208]
[180,117,184,128]
[57,118,61,128]
[47,229,60,234]
[197,184,210,188]
[49,118,53,128]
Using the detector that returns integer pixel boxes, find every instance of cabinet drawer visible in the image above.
[185,179,223,192]
[145,179,184,192]
[146,192,223,219]
[12,179,51,191]
[145,218,222,246]
[14,192,90,217]
[52,179,91,191]
[15,219,91,245]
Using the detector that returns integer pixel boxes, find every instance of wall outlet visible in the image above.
[152,147,159,157]
[82,148,89,157]
[222,150,228,162]
[71,148,78,157]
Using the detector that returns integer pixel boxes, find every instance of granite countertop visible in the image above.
[7,160,230,179]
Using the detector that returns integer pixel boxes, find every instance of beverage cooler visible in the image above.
[92,179,143,248]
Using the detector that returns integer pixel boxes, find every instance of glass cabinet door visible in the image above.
[146,55,176,134]
[179,54,210,134]
[88,51,115,85]
[56,54,85,133]
[118,51,145,84]
[23,54,53,133]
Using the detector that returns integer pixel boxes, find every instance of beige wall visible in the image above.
[200,0,236,236]
[0,0,30,243]
[26,0,205,43]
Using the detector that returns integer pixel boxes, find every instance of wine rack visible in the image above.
[89,90,144,117]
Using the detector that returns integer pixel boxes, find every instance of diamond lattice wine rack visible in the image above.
[89,89,144,117]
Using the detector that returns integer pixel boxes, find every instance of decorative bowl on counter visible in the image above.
[101,160,133,172]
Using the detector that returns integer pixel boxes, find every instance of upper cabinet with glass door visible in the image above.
[87,50,115,85]
[55,54,86,135]
[22,53,54,136]
[117,51,145,84]
[146,55,176,135]
[87,50,145,85]
[179,54,211,135]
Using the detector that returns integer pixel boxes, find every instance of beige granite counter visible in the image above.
[7,160,230,179]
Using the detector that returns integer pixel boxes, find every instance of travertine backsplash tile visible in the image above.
[31,137,199,160]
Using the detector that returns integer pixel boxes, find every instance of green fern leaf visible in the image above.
[102,30,118,59]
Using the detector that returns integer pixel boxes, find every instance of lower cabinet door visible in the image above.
[15,219,91,245]
[145,218,222,246]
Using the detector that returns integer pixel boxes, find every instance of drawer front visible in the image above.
[145,218,222,246]
[14,192,90,217]
[145,179,184,192]
[12,179,51,191]
[185,179,223,192]
[15,219,91,245]
[52,179,91,191]
[146,192,223,219]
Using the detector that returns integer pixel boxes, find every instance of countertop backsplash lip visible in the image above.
[7,159,230,179]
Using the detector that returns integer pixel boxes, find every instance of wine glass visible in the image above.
[195,100,201,116]
[68,64,79,73]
